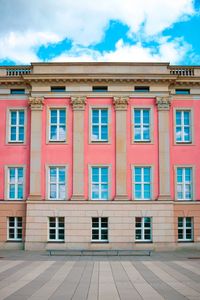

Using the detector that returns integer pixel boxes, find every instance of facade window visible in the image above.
[8,167,24,200]
[8,217,22,241]
[176,167,192,200]
[10,89,25,95]
[91,167,109,200]
[91,109,108,141]
[92,217,108,242]
[134,167,151,200]
[175,89,190,95]
[9,110,25,142]
[48,167,66,200]
[135,217,152,242]
[49,109,66,142]
[48,217,65,241]
[51,86,65,92]
[134,86,149,92]
[178,217,193,241]
[175,110,191,143]
[92,86,108,92]
[134,109,150,142]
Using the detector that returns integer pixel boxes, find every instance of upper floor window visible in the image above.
[51,86,65,92]
[178,217,193,241]
[175,110,191,143]
[133,167,151,200]
[7,217,22,241]
[92,86,108,92]
[49,109,66,142]
[134,86,149,92]
[175,89,190,95]
[135,217,152,242]
[9,110,25,143]
[92,217,108,242]
[91,109,108,142]
[10,89,25,95]
[8,167,24,200]
[48,167,66,200]
[91,167,109,200]
[133,109,150,142]
[176,167,192,200]
[48,217,64,241]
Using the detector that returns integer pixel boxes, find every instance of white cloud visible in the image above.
[0,0,195,63]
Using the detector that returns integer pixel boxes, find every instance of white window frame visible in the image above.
[135,217,152,242]
[49,108,66,142]
[48,217,65,242]
[7,167,24,200]
[8,109,25,143]
[133,108,151,142]
[91,108,109,142]
[133,166,152,200]
[7,217,22,241]
[90,166,110,200]
[175,110,192,143]
[91,217,108,242]
[178,217,193,242]
[176,167,193,200]
[48,166,67,200]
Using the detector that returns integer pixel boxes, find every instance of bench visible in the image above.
[46,249,152,256]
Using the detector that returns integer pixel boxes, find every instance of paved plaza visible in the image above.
[0,250,200,299]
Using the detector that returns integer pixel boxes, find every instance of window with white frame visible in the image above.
[176,167,192,200]
[7,217,22,241]
[134,109,150,142]
[134,167,151,200]
[9,110,25,142]
[91,167,109,200]
[178,217,193,241]
[175,110,191,143]
[48,217,65,241]
[135,217,152,242]
[92,217,108,242]
[91,109,108,142]
[49,167,66,200]
[8,167,24,200]
[49,109,66,141]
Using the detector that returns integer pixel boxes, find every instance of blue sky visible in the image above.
[0,0,199,65]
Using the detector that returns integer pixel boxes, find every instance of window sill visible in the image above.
[178,240,194,243]
[47,241,65,243]
[91,241,109,244]
[7,142,25,145]
[6,240,23,243]
[135,241,153,243]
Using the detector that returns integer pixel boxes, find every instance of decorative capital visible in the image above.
[71,96,86,111]
[29,97,44,111]
[113,96,129,110]
[156,96,171,111]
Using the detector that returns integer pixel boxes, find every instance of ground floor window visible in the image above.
[178,217,193,241]
[135,217,152,242]
[92,217,108,242]
[7,217,22,241]
[48,217,65,241]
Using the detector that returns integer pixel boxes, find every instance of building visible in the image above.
[0,62,200,251]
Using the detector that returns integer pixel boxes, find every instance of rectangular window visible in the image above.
[92,217,108,242]
[134,167,151,200]
[10,89,25,95]
[175,110,191,143]
[134,86,149,92]
[134,109,150,142]
[175,89,190,95]
[51,86,66,92]
[135,217,152,242]
[8,217,22,241]
[92,86,108,92]
[49,109,66,142]
[8,167,24,200]
[91,167,109,200]
[178,217,193,241]
[91,109,108,142]
[49,167,66,200]
[176,167,192,200]
[9,110,25,142]
[48,217,64,241]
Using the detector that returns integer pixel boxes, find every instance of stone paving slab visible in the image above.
[0,250,200,299]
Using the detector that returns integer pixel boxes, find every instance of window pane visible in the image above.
[9,185,15,199]
[11,111,17,125]
[135,229,142,240]
[101,110,108,123]
[92,125,99,140]
[50,126,57,140]
[184,112,190,125]
[19,127,24,141]
[59,110,66,123]
[59,184,66,199]
[59,126,66,140]
[92,110,99,123]
[176,111,181,125]
[11,127,17,141]
[50,184,56,198]
[17,185,23,199]
[50,110,57,123]
[101,125,108,140]
[19,111,24,125]
[134,110,141,123]
[50,168,57,182]
[59,168,65,182]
